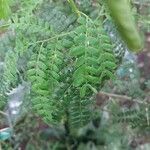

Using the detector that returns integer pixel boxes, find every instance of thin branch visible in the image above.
[0,111,8,116]
[30,31,74,45]
[67,0,80,17]
[133,1,150,7]
[99,91,149,105]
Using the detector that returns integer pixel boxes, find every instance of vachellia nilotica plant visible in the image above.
[0,0,144,132]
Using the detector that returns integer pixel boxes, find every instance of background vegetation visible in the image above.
[0,0,150,149]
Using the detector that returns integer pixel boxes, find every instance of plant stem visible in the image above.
[67,0,80,17]
[100,91,149,105]
[32,31,74,45]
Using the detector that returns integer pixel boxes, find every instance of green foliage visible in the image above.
[75,0,93,14]
[27,44,54,123]
[0,0,145,142]
[37,4,77,33]
[0,0,123,131]
[0,0,149,149]
[115,107,150,129]
[68,89,93,130]
[0,0,11,19]
[70,17,116,89]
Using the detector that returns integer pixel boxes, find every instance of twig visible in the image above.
[67,0,80,17]
[0,111,8,117]
[99,91,149,105]
[133,1,150,7]
[31,31,74,45]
